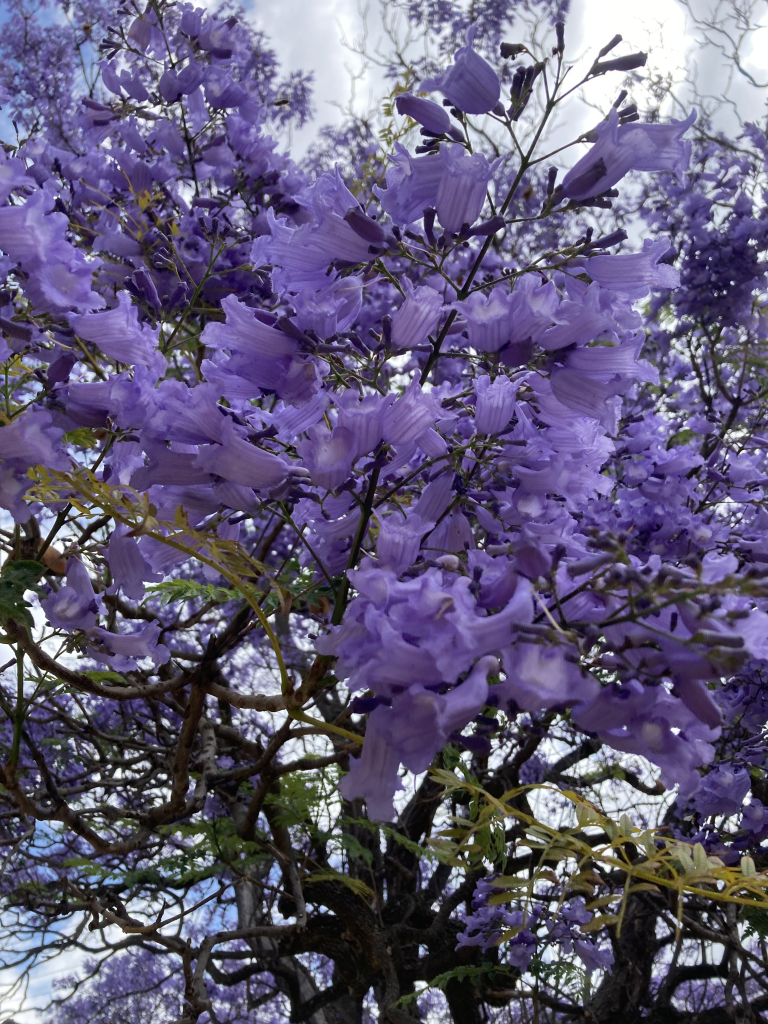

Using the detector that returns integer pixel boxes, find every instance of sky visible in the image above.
[251,0,768,157]
[2,0,768,1019]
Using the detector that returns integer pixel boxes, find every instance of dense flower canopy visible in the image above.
[0,1,765,1023]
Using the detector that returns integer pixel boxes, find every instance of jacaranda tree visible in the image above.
[0,1,766,1021]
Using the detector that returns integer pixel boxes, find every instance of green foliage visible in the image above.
[346,816,442,863]
[394,963,512,1008]
[63,428,99,449]
[743,905,768,939]
[667,428,696,448]
[339,832,374,868]
[145,578,240,606]
[0,558,43,627]
[305,869,375,900]
[84,669,127,684]
[265,773,321,828]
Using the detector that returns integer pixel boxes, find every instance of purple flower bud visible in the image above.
[395,93,453,135]
[343,206,387,245]
[501,42,527,59]
[467,214,505,237]
[592,52,648,75]
[598,34,623,57]
[436,145,494,233]
[420,27,501,115]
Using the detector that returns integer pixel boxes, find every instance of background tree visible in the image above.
[0,2,764,1023]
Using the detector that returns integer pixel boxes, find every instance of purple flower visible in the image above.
[538,283,616,352]
[158,68,181,103]
[565,335,658,387]
[296,423,356,490]
[391,280,444,350]
[339,656,497,819]
[420,28,501,115]
[374,143,444,227]
[389,657,496,774]
[177,60,205,95]
[0,153,31,202]
[202,295,322,404]
[550,367,626,433]
[253,170,375,286]
[454,287,514,352]
[455,276,558,353]
[436,145,494,233]
[582,237,680,299]
[573,681,720,798]
[382,380,447,456]
[0,191,103,313]
[499,643,600,712]
[335,391,390,458]
[194,420,289,493]
[574,939,615,975]
[41,558,100,632]
[292,277,362,337]
[562,107,696,200]
[474,374,518,434]
[0,191,65,265]
[70,293,163,369]
[694,764,751,817]
[376,513,433,574]
[106,524,160,601]
[0,408,67,470]
[741,799,767,835]
[202,295,298,361]
[424,508,475,553]
[338,705,403,820]
[88,623,170,671]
